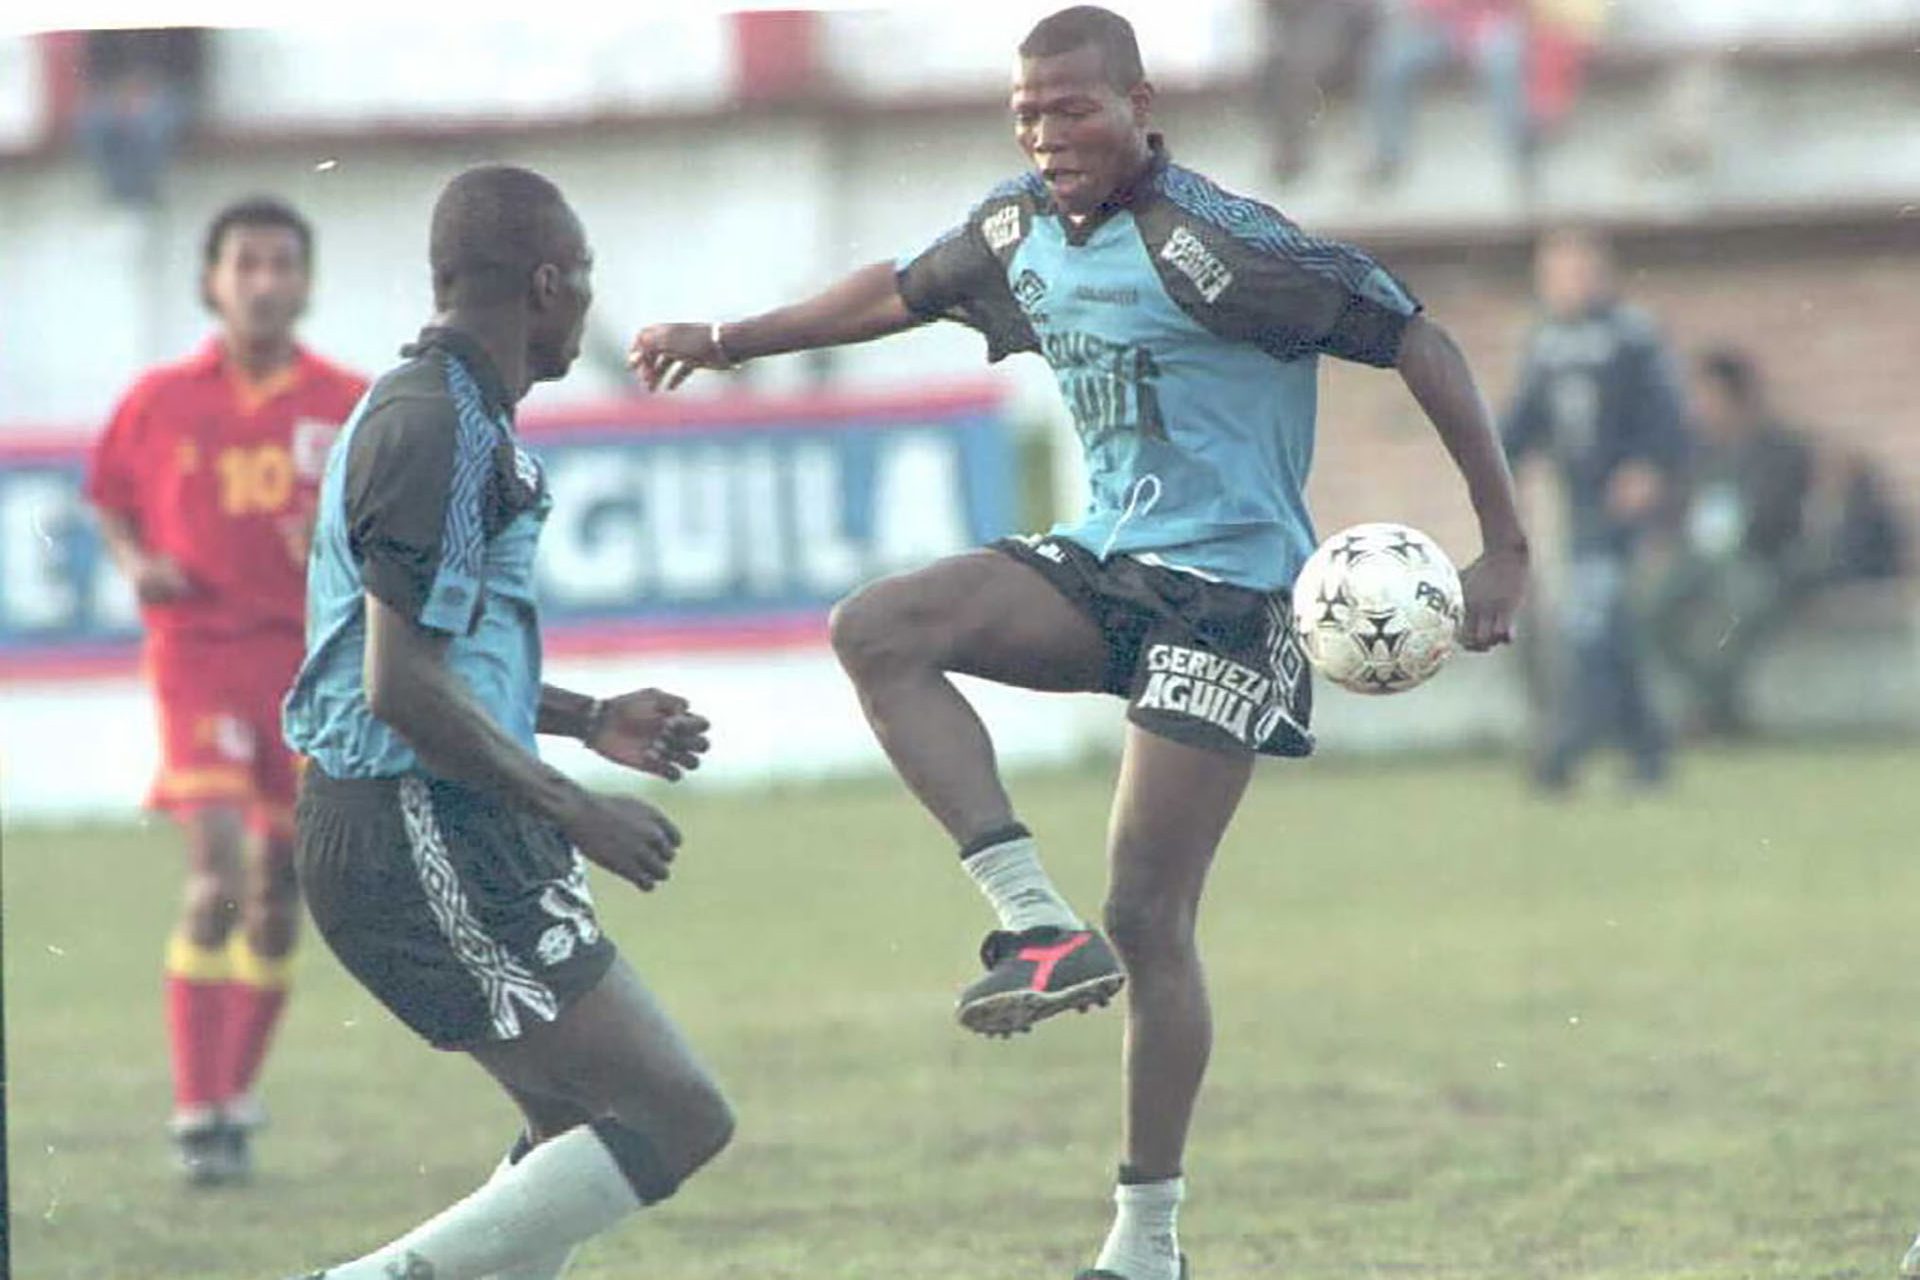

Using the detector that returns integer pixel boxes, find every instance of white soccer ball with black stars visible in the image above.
[1291,522,1464,695]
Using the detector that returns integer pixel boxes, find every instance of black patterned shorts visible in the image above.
[993,534,1313,759]
[296,770,617,1051]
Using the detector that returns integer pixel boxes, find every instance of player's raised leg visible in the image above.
[830,548,1126,1034]
[164,801,247,1184]
[1080,724,1251,1280]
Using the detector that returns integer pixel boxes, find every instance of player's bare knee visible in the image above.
[829,578,946,681]
[649,1075,733,1172]
[828,584,903,678]
[1102,892,1196,968]
[182,871,238,936]
[251,855,301,911]
[674,1080,735,1174]
[600,1075,733,1191]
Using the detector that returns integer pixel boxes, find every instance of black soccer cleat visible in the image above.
[956,925,1125,1038]
[219,1120,254,1184]
[1076,1254,1189,1280]
[170,1116,241,1188]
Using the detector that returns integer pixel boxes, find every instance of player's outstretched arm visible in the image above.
[629,261,917,392]
[538,684,712,782]
[363,595,682,891]
[1395,313,1531,651]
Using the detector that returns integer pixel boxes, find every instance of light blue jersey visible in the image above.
[898,139,1420,591]
[284,329,551,779]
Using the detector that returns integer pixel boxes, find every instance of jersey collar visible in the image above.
[402,326,516,420]
[194,335,315,413]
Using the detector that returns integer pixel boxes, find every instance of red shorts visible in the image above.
[146,630,306,834]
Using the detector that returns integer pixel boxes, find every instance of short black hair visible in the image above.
[203,196,312,269]
[429,164,579,309]
[1019,5,1145,92]
[1699,347,1760,405]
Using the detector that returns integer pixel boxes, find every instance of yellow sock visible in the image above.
[166,932,234,983]
[225,933,293,991]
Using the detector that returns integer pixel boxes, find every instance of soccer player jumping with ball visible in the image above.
[635,7,1529,1276]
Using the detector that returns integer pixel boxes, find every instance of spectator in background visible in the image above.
[1363,0,1602,197]
[1526,0,1605,147]
[1504,227,1690,792]
[74,29,199,206]
[76,66,186,206]
[1363,0,1533,192]
[1259,0,1379,183]
[1802,446,1906,586]
[1647,350,1813,737]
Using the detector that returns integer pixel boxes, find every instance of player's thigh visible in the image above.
[1105,722,1253,925]
[834,548,1108,693]
[470,957,730,1160]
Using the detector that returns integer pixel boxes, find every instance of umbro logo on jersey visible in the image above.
[1013,269,1048,312]
[982,205,1024,252]
[1161,226,1233,303]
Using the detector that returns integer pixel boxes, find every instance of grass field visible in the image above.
[7,743,1920,1279]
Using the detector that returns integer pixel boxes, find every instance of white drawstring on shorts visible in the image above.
[1100,473,1163,561]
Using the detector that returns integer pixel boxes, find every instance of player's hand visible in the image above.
[560,792,682,892]
[1607,460,1665,523]
[1458,544,1529,652]
[628,323,728,393]
[131,554,195,604]
[587,688,711,782]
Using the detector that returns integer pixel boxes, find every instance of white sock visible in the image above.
[481,1146,578,1280]
[961,832,1080,932]
[1093,1176,1185,1280]
[321,1126,639,1280]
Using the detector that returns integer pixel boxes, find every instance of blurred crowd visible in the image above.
[1260,0,1608,194]
[1502,228,1907,790]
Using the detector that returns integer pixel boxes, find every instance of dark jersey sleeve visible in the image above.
[342,392,490,635]
[1305,247,1423,366]
[1142,167,1421,367]
[1226,235,1420,367]
[894,181,1040,363]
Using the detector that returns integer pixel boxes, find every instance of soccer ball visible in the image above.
[1291,522,1464,695]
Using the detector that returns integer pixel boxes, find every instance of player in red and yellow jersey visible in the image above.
[87,197,366,1185]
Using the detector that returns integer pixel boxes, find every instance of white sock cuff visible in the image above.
[1116,1175,1185,1206]
[517,1124,645,1219]
[964,833,1036,868]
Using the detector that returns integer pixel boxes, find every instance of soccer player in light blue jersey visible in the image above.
[634,8,1530,1277]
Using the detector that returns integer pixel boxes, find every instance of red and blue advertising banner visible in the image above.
[0,383,1016,679]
